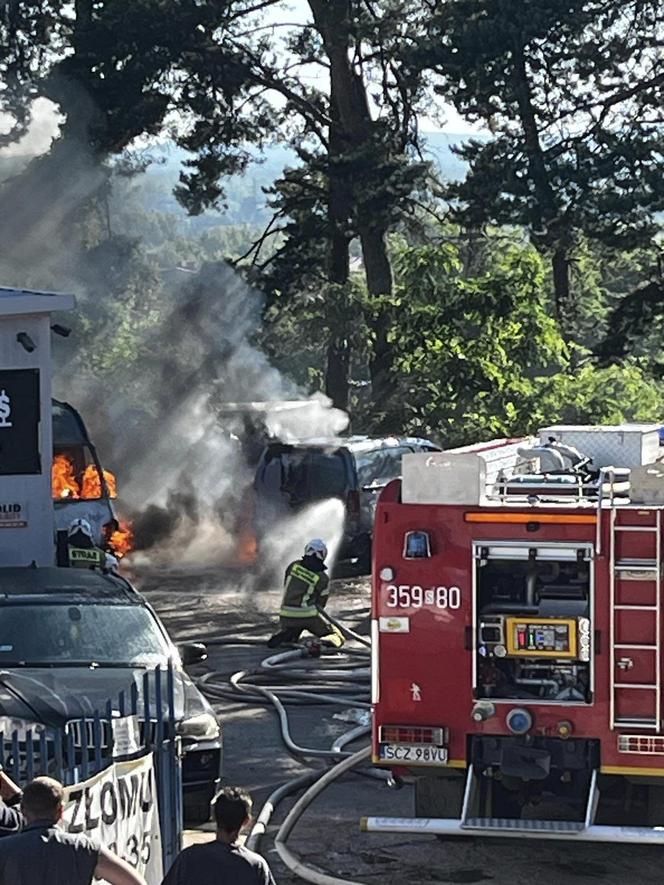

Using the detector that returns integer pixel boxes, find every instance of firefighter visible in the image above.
[67,518,111,570]
[267,539,344,649]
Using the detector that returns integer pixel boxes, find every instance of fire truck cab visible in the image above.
[366,425,664,843]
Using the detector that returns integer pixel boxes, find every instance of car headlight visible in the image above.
[176,712,219,740]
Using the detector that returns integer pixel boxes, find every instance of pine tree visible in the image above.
[417,0,664,336]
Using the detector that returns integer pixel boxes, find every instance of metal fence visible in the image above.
[0,662,183,870]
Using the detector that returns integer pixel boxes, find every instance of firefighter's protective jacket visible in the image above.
[279,555,329,619]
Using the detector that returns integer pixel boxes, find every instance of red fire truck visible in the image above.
[364,425,664,843]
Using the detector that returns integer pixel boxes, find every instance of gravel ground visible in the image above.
[132,565,664,885]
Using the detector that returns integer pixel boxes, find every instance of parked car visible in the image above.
[0,566,221,822]
[252,435,440,570]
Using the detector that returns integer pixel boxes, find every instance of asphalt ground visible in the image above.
[133,565,664,884]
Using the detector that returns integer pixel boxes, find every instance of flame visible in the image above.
[52,454,80,499]
[236,527,258,565]
[109,521,134,558]
[81,465,117,499]
[52,455,118,500]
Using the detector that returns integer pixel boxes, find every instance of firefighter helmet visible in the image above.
[68,517,93,540]
[304,538,327,561]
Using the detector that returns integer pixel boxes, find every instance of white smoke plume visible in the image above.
[54,260,349,573]
[0,98,61,159]
[0,99,350,579]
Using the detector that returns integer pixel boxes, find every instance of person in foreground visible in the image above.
[0,768,24,837]
[161,786,276,884]
[0,776,146,885]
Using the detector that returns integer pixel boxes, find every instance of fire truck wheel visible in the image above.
[646,784,664,826]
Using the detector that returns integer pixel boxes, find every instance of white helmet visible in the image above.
[68,517,93,540]
[304,538,327,561]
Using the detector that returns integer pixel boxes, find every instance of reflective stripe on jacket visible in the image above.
[69,546,105,568]
[279,560,329,619]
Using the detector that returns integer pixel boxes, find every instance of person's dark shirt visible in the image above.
[162,839,276,885]
[0,798,22,838]
[0,820,99,885]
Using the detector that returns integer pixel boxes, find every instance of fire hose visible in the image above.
[195,625,379,884]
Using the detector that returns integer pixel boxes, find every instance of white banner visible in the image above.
[63,753,163,885]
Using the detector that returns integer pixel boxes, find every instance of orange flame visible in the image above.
[52,454,80,499]
[109,521,134,559]
[52,455,118,500]
[237,528,258,565]
[81,465,117,499]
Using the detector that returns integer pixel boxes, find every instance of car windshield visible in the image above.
[0,604,171,666]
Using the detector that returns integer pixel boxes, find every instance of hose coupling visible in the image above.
[301,638,322,658]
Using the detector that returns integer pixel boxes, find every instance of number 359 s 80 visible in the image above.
[385,584,461,610]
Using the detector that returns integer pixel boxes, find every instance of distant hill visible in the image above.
[120,132,482,227]
[1,131,484,229]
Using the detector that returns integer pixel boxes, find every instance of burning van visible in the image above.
[51,400,131,561]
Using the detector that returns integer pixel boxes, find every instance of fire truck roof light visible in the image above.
[465,513,597,525]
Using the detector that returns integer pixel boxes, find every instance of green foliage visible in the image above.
[531,360,664,427]
[392,242,565,443]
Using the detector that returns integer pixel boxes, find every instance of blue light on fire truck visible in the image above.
[506,708,533,735]
[403,531,431,559]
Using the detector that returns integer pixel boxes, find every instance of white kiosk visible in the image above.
[0,287,75,565]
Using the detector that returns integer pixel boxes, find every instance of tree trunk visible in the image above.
[323,85,352,412]
[511,41,573,332]
[325,339,350,411]
[551,248,571,330]
[308,0,399,424]
[359,225,398,425]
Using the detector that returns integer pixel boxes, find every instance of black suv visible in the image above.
[0,567,221,821]
[253,435,439,570]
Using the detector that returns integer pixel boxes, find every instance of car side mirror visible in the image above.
[179,642,208,666]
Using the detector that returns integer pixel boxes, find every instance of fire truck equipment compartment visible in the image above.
[539,424,660,468]
[476,544,591,701]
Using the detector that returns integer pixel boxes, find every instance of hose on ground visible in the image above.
[194,614,378,884]
[245,771,319,853]
[274,746,372,885]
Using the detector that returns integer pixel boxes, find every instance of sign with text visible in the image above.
[0,369,40,475]
[0,501,27,528]
[64,753,163,885]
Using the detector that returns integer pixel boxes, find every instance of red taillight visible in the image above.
[619,735,664,755]
[379,725,447,745]
[346,490,360,518]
